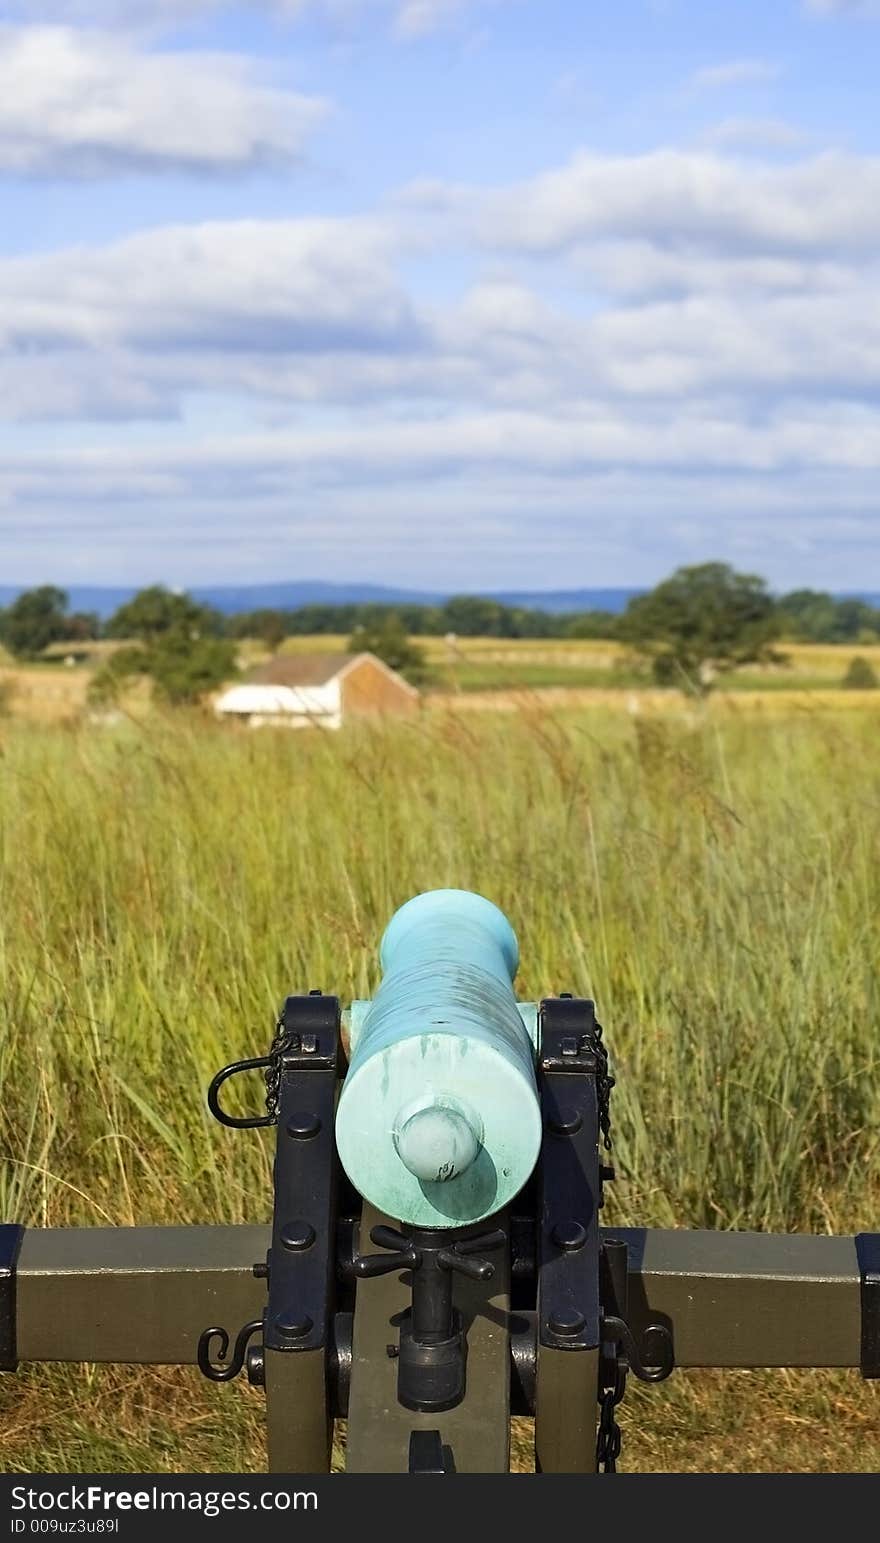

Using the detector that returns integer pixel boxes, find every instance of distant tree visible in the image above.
[565,610,620,640]
[348,616,430,685]
[830,598,880,642]
[777,589,839,642]
[64,611,101,644]
[106,585,224,643]
[88,632,237,708]
[148,631,238,705]
[244,609,287,651]
[841,656,878,690]
[223,597,614,642]
[778,589,880,643]
[440,596,511,637]
[619,562,783,695]
[87,646,150,706]
[288,604,357,636]
[0,586,69,658]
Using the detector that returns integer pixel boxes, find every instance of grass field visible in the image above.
[1,703,879,1471]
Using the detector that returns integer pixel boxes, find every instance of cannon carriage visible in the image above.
[2,889,877,1473]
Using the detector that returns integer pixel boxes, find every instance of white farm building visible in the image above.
[214,651,419,730]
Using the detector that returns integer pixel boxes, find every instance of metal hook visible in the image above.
[602,1314,674,1383]
[207,1056,275,1128]
[197,1319,264,1382]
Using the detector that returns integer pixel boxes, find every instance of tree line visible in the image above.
[0,566,878,702]
[2,575,879,656]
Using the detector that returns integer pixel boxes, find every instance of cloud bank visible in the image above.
[0,141,878,585]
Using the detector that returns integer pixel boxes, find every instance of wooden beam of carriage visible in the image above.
[4,1224,867,1370]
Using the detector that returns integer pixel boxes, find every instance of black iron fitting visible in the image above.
[207,993,341,1130]
[538,997,603,1353]
[198,1319,264,1383]
[264,995,341,1356]
[352,1222,505,1412]
[408,1430,452,1473]
[0,1224,25,1373]
[200,994,342,1367]
[540,1034,599,1075]
[599,1236,674,1381]
[594,1237,674,1472]
[276,994,340,1072]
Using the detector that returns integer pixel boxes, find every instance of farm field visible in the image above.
[0,703,878,1472]
[2,635,879,724]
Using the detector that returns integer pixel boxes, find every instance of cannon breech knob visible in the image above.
[351,1223,507,1413]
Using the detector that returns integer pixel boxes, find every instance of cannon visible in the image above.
[1,888,878,1473]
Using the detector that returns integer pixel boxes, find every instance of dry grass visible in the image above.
[427,685,880,714]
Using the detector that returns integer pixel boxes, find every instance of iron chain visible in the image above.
[264,1012,293,1124]
[592,1012,614,1153]
[596,1379,624,1473]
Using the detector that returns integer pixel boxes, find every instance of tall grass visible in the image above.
[1,704,878,1468]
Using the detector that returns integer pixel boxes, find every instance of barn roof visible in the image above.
[246,652,356,687]
[243,650,418,697]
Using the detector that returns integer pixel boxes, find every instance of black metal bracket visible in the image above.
[263,994,342,1357]
[199,993,343,1383]
[594,1235,673,1471]
[0,1224,25,1373]
[855,1232,880,1379]
[599,1236,674,1384]
[537,997,602,1352]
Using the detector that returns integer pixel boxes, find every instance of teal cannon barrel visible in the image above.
[335,890,541,1228]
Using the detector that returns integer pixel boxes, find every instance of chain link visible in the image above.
[596,1382,624,1472]
[592,1013,615,1152]
[264,1012,293,1124]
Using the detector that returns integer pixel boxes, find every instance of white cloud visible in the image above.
[704,118,808,153]
[0,218,413,353]
[5,407,880,503]
[805,1,880,14]
[689,58,780,90]
[392,0,494,36]
[426,149,880,257]
[3,1,507,38]
[0,25,328,176]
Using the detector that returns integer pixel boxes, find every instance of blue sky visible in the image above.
[0,0,879,591]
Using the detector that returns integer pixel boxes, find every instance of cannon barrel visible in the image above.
[334,889,542,1228]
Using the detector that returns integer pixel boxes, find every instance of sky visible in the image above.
[0,0,879,593]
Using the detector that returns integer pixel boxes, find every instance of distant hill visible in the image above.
[0,581,644,620]
[1,581,878,622]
